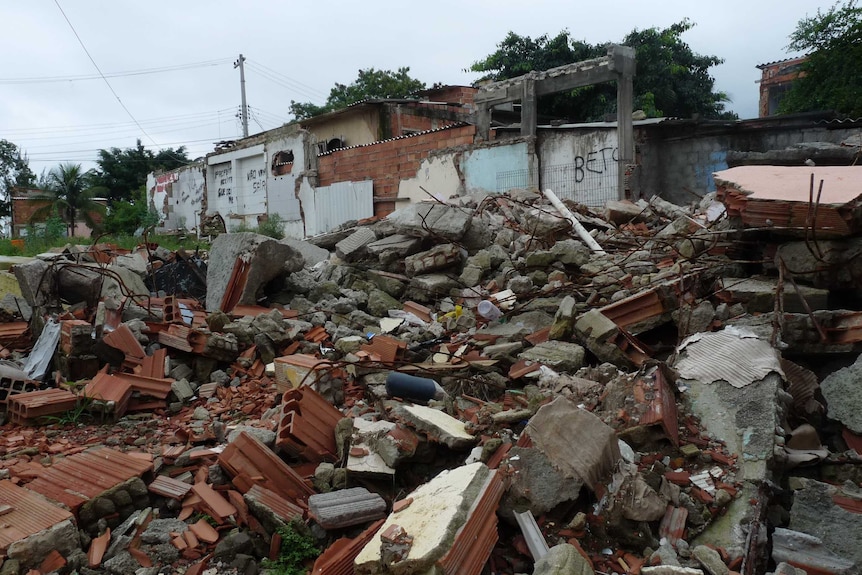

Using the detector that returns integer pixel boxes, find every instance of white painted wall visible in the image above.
[397,154,462,204]
[148,163,205,232]
[537,129,619,207]
[299,180,373,237]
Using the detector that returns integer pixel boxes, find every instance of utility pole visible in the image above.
[234,54,249,138]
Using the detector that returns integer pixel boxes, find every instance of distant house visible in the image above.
[757,56,807,117]
[298,85,476,153]
[10,187,106,238]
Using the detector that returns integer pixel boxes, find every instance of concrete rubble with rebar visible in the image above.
[0,165,861,575]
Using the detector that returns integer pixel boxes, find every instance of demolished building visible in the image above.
[6,47,862,575]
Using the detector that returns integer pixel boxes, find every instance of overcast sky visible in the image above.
[0,0,832,176]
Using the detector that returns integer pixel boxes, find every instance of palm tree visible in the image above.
[31,163,107,237]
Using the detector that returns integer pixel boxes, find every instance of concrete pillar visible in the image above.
[521,77,537,138]
[612,45,636,200]
[476,105,491,142]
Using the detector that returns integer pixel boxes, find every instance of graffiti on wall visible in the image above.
[246,168,266,193]
[214,165,234,205]
[572,146,618,183]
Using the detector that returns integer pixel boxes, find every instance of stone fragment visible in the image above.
[773,527,855,575]
[385,203,472,241]
[605,199,648,225]
[820,353,862,434]
[719,277,829,313]
[170,379,195,403]
[499,446,583,519]
[206,232,304,311]
[393,404,476,450]
[525,397,620,491]
[335,227,378,262]
[549,295,577,340]
[366,234,423,264]
[532,543,595,575]
[692,545,729,575]
[308,487,387,529]
[518,341,586,373]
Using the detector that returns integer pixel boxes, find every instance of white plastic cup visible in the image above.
[477,300,503,321]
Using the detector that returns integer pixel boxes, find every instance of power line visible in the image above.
[0,108,236,135]
[245,60,327,99]
[244,61,327,102]
[53,0,190,165]
[0,58,231,85]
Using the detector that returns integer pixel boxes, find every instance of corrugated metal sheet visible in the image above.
[303,181,373,237]
[673,328,784,388]
[0,480,73,553]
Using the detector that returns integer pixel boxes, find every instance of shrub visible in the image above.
[261,520,318,575]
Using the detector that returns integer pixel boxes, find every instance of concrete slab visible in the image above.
[354,462,489,574]
[395,404,476,450]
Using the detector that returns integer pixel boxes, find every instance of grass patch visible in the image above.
[0,233,211,258]
[261,520,319,575]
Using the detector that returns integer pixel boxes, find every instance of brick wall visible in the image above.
[11,194,106,237]
[317,124,476,216]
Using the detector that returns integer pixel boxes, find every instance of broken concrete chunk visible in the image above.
[772,527,856,575]
[719,277,829,313]
[335,227,378,262]
[385,203,472,241]
[12,259,52,306]
[205,232,305,311]
[820,353,862,434]
[518,341,586,373]
[366,234,423,264]
[525,397,620,491]
[308,487,387,530]
[394,404,476,450]
[692,545,729,575]
[404,243,463,277]
[500,446,583,520]
[532,543,594,575]
[788,478,862,568]
[354,462,490,574]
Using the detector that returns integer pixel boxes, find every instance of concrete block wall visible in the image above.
[638,124,862,206]
[317,124,476,216]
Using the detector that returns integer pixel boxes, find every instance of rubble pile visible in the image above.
[0,165,862,575]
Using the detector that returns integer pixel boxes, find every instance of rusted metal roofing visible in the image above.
[0,480,73,554]
[25,447,153,512]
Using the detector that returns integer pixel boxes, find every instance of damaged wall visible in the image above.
[147,162,205,232]
[537,128,619,207]
[639,119,862,206]
[317,123,476,217]
[461,139,532,195]
[297,180,374,237]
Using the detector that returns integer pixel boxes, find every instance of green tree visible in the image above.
[0,139,37,218]
[31,163,107,237]
[780,0,862,116]
[101,188,159,236]
[91,139,189,203]
[289,67,426,120]
[470,22,734,121]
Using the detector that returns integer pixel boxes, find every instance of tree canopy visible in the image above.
[0,139,36,218]
[470,22,734,121]
[32,163,106,236]
[91,139,189,203]
[780,0,862,116]
[289,67,426,120]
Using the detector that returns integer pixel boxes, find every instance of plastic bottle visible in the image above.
[477,300,503,321]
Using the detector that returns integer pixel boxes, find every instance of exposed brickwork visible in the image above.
[317,124,476,216]
[11,188,106,237]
